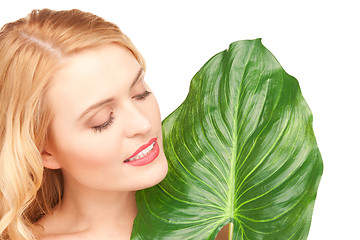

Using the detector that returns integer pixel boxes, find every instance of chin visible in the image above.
[134,154,168,191]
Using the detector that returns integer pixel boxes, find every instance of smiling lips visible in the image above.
[124,138,159,166]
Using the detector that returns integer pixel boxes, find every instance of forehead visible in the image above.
[46,44,140,118]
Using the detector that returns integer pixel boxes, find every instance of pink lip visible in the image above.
[124,138,159,166]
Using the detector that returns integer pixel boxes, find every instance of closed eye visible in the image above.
[91,90,151,134]
[133,90,152,100]
[92,112,114,133]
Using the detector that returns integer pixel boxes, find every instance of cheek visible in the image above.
[53,131,119,171]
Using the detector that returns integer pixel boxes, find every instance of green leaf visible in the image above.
[131,39,323,240]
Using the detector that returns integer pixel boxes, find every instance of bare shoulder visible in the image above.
[37,231,87,240]
[35,213,60,238]
[35,215,126,240]
[35,220,88,240]
[35,212,81,240]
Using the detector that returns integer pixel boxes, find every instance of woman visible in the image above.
[0,9,168,240]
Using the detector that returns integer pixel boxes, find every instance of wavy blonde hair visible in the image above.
[0,9,145,240]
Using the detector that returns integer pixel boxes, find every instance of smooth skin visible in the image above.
[38,44,168,240]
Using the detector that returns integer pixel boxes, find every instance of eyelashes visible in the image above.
[92,112,114,133]
[132,90,152,101]
[91,90,152,133]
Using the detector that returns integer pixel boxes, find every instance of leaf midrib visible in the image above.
[228,42,256,236]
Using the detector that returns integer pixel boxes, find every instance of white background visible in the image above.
[1,0,359,239]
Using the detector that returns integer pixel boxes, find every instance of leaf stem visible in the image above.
[228,222,234,239]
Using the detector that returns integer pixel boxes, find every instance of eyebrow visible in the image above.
[78,67,144,120]
[131,68,144,88]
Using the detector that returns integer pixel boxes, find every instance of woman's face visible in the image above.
[43,44,168,192]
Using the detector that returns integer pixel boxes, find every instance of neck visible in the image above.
[55,174,138,236]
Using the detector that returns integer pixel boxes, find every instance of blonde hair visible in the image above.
[0,9,145,240]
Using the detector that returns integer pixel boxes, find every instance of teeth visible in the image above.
[127,142,155,161]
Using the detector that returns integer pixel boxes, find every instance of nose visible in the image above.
[123,103,152,137]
